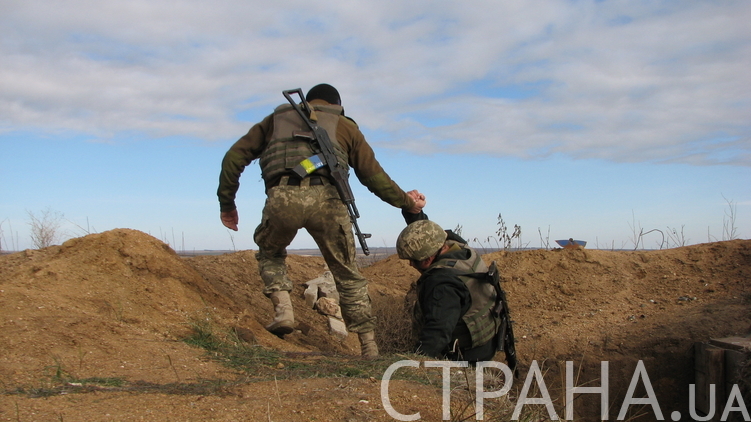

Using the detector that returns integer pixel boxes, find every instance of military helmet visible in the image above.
[396,220,447,261]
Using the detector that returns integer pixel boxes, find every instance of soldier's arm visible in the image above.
[217,114,273,213]
[417,281,465,358]
[402,209,428,225]
[337,118,416,210]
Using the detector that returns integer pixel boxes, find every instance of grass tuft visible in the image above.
[372,293,416,355]
[181,311,438,385]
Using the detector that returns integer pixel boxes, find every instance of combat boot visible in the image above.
[358,331,379,358]
[265,291,295,336]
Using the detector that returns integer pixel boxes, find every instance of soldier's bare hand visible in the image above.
[221,210,239,231]
[406,190,427,213]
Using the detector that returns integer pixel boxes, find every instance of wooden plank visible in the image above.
[724,349,747,400]
[694,342,726,418]
[709,336,751,351]
[725,349,746,383]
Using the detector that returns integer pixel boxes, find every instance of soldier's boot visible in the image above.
[265,291,295,336]
[358,331,379,358]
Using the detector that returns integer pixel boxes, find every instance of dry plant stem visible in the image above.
[7,219,19,250]
[274,375,281,407]
[538,226,551,250]
[666,225,688,248]
[637,228,665,250]
[628,210,642,250]
[496,213,522,251]
[451,368,477,422]
[77,345,85,371]
[227,230,236,251]
[165,353,181,382]
[27,207,64,249]
[65,217,93,236]
[722,194,738,240]
[629,211,666,250]
[0,218,6,253]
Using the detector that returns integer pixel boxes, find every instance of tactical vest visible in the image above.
[259,103,350,183]
[416,241,500,350]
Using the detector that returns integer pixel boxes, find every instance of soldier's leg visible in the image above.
[253,187,305,296]
[254,188,308,335]
[305,186,376,334]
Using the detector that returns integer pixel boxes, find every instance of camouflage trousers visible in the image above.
[253,181,375,333]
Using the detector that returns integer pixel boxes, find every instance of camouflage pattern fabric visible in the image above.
[396,219,448,261]
[253,182,375,333]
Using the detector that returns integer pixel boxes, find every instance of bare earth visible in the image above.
[0,229,749,421]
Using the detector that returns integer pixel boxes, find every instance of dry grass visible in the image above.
[372,293,416,355]
[439,365,554,422]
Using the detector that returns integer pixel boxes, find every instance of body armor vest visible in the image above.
[260,104,350,183]
[417,240,500,350]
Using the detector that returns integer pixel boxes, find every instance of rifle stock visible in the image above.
[282,89,371,255]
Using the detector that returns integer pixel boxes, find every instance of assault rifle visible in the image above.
[488,261,518,376]
[282,88,371,255]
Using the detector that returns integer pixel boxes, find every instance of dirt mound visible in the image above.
[0,229,238,387]
[482,242,751,416]
[1,229,749,421]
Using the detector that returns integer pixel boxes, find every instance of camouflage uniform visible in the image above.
[218,99,416,334]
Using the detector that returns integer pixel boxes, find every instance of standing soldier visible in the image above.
[217,83,425,357]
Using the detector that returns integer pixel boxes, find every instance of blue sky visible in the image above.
[1,0,749,252]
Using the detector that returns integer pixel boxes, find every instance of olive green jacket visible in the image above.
[218,99,415,212]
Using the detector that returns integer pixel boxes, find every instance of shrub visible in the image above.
[373,291,417,354]
[27,207,64,249]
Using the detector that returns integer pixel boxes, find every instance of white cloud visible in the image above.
[1,0,749,165]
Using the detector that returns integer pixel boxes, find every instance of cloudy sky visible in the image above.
[1,0,749,252]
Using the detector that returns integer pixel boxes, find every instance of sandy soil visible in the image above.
[1,228,749,421]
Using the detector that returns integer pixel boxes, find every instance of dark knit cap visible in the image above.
[305,84,341,105]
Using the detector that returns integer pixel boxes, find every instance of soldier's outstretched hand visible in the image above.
[406,190,427,213]
[221,210,239,231]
